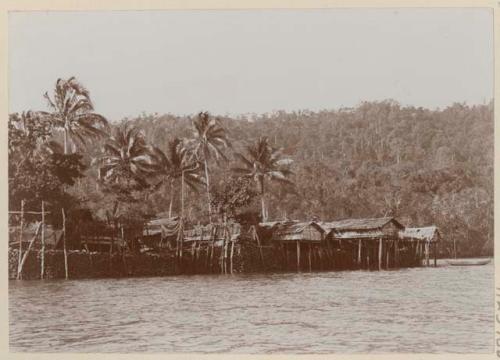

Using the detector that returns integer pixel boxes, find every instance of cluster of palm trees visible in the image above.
[38,77,294,223]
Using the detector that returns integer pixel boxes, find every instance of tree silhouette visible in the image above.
[42,77,109,154]
[233,137,294,222]
[188,112,230,222]
[150,137,205,218]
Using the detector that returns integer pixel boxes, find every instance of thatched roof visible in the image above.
[333,229,386,240]
[320,217,403,232]
[399,226,440,242]
[272,221,324,242]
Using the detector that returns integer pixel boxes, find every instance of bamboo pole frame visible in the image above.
[40,201,45,279]
[62,208,69,279]
[17,200,24,279]
[17,222,42,279]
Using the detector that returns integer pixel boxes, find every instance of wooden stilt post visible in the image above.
[308,243,312,272]
[357,239,362,268]
[223,226,229,274]
[17,200,25,279]
[62,208,69,280]
[296,241,301,272]
[366,244,370,270]
[281,243,286,269]
[284,243,288,270]
[415,240,420,265]
[40,201,45,279]
[433,242,437,267]
[386,240,390,269]
[425,242,430,267]
[230,239,235,274]
[121,224,128,275]
[394,239,399,268]
[325,238,333,269]
[252,226,265,266]
[378,238,383,271]
[17,222,42,279]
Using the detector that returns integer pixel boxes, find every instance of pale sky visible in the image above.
[9,9,493,121]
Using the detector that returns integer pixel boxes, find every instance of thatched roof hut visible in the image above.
[320,217,404,241]
[269,221,325,243]
[399,226,441,243]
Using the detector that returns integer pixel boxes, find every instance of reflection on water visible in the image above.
[9,261,493,353]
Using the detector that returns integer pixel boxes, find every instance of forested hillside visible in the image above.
[127,100,494,256]
[9,96,493,257]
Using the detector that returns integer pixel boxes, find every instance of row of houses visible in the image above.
[10,215,440,272]
[140,216,440,271]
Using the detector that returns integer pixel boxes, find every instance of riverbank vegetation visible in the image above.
[8,77,493,257]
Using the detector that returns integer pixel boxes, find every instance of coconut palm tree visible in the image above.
[189,112,230,223]
[232,137,294,222]
[93,124,156,188]
[150,137,205,218]
[42,77,109,154]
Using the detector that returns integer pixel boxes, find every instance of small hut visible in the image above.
[320,217,404,270]
[141,217,180,252]
[399,226,440,267]
[264,221,325,271]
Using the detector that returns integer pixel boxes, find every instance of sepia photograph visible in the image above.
[6,5,494,355]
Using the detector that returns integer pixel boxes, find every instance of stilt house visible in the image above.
[398,226,440,266]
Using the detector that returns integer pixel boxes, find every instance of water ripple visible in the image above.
[9,261,494,353]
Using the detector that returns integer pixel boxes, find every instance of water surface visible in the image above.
[9,261,493,353]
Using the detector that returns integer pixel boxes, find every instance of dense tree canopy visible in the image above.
[9,85,493,257]
[125,100,493,256]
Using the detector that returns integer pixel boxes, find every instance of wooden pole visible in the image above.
[386,241,390,269]
[281,243,286,269]
[40,201,45,279]
[378,238,383,271]
[433,242,437,267]
[308,243,312,272]
[325,238,333,269]
[121,224,128,275]
[394,239,399,268]
[366,244,370,270]
[425,242,430,267]
[415,240,420,265]
[17,222,42,279]
[252,226,265,266]
[357,239,362,268]
[222,226,229,274]
[230,239,235,274]
[17,200,25,279]
[296,241,301,272]
[121,225,125,251]
[62,208,69,279]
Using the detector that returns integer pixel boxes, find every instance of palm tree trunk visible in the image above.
[181,171,185,218]
[204,158,212,223]
[260,177,267,222]
[169,181,174,218]
[63,127,69,154]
